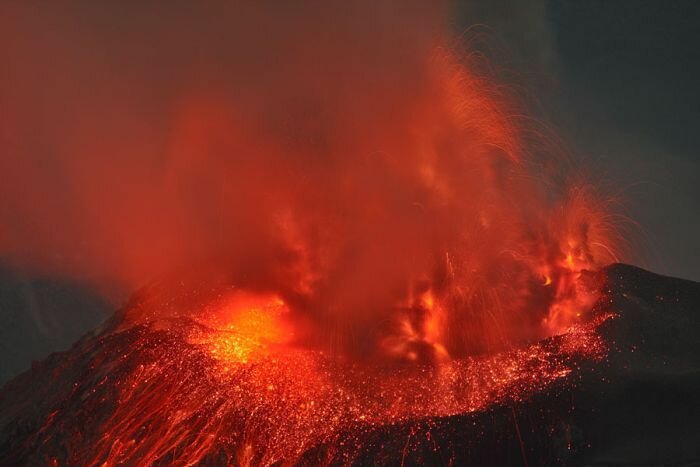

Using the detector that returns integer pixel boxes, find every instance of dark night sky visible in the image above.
[457,0,699,281]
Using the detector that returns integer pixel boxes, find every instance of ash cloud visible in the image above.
[0,1,445,291]
[1,1,621,359]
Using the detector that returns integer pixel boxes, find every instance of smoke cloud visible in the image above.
[0,2,619,359]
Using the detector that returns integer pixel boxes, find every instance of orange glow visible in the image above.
[1,3,628,463]
[188,293,293,364]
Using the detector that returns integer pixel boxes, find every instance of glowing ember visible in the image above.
[76,292,613,466]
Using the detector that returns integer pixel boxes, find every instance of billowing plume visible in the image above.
[0,1,620,360]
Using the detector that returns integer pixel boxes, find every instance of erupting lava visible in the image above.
[0,2,627,465]
[141,49,621,364]
[61,281,614,466]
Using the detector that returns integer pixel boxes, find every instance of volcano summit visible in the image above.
[0,264,698,466]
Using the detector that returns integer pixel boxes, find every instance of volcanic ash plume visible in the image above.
[0,2,620,361]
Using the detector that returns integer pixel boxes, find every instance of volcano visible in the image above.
[0,263,698,466]
[1,2,697,465]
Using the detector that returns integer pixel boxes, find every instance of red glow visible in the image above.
[0,3,627,463]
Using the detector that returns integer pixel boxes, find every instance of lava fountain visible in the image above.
[0,2,624,465]
[55,45,621,464]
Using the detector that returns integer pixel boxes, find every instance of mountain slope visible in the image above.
[0,264,698,466]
